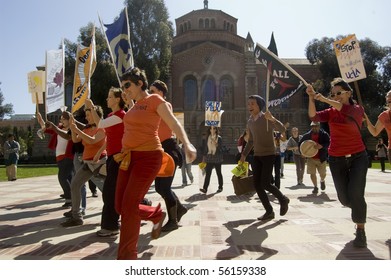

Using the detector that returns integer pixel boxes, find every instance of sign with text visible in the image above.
[334,34,367,82]
[205,101,224,127]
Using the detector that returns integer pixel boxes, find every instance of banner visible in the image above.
[333,34,367,82]
[205,101,224,127]
[45,47,64,113]
[100,8,134,83]
[254,43,306,108]
[71,29,97,113]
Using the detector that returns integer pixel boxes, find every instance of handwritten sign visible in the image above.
[205,101,224,127]
[334,34,366,82]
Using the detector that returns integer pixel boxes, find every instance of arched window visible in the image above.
[219,76,234,109]
[188,21,191,30]
[211,19,216,29]
[199,18,204,29]
[205,18,209,28]
[201,77,216,106]
[184,22,188,32]
[180,24,183,34]
[184,76,198,110]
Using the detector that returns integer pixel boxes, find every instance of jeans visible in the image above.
[57,158,74,200]
[293,154,306,184]
[73,153,87,209]
[328,151,368,224]
[100,155,120,230]
[252,155,286,213]
[181,163,194,185]
[202,162,223,190]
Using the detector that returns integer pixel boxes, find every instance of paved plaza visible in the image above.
[0,164,390,260]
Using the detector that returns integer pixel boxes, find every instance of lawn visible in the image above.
[0,165,58,182]
[0,162,389,182]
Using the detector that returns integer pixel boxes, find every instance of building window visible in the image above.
[199,18,204,29]
[205,18,209,28]
[220,76,234,110]
[184,77,198,110]
[184,22,188,32]
[188,21,191,30]
[211,19,215,29]
[201,77,216,106]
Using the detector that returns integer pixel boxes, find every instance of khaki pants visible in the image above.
[6,164,17,180]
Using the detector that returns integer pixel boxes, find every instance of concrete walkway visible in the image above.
[0,164,390,260]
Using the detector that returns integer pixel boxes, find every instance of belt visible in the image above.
[332,150,366,159]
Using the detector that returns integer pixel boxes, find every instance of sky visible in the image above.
[0,0,390,116]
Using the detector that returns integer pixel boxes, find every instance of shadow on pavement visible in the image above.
[335,240,383,260]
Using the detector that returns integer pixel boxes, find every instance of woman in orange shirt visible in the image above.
[150,80,188,232]
[116,67,196,260]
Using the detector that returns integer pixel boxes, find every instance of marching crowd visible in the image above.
[6,70,390,259]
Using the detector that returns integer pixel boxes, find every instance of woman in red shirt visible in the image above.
[306,78,368,248]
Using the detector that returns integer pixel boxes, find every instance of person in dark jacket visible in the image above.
[299,121,330,194]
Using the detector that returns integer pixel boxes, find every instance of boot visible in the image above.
[177,200,188,222]
[161,206,178,232]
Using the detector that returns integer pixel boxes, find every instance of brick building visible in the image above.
[169,2,321,157]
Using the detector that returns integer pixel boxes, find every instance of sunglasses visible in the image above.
[330,90,349,98]
[121,81,131,90]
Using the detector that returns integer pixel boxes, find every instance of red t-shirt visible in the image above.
[312,104,365,157]
[105,110,125,156]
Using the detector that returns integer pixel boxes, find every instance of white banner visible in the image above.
[46,48,64,113]
[334,34,367,82]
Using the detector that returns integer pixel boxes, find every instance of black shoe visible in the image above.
[63,210,72,218]
[61,217,83,227]
[280,197,290,216]
[140,198,152,206]
[312,187,319,194]
[353,228,367,248]
[161,220,179,232]
[257,211,275,220]
[60,194,65,198]
[320,181,326,191]
[177,205,188,222]
[92,191,98,197]
[62,202,72,208]
[217,188,223,193]
[199,188,207,194]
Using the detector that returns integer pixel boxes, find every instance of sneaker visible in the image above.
[177,205,188,222]
[320,181,326,191]
[62,202,72,208]
[97,229,119,237]
[140,198,152,206]
[199,188,207,194]
[257,211,275,221]
[312,187,319,194]
[353,228,367,248]
[280,197,290,216]
[61,217,83,227]
[151,212,166,239]
[63,210,73,218]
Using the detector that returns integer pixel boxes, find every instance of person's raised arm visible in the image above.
[364,113,384,137]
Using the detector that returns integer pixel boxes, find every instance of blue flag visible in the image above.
[101,9,134,80]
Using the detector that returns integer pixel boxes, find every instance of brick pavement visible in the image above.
[0,164,390,260]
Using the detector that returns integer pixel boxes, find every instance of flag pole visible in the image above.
[266,69,270,131]
[256,43,309,87]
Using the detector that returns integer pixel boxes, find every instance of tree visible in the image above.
[0,82,14,119]
[125,0,174,83]
[305,36,391,116]
[305,36,391,141]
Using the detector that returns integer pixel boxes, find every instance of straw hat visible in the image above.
[300,140,318,158]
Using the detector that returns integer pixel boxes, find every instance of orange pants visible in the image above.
[115,150,163,260]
